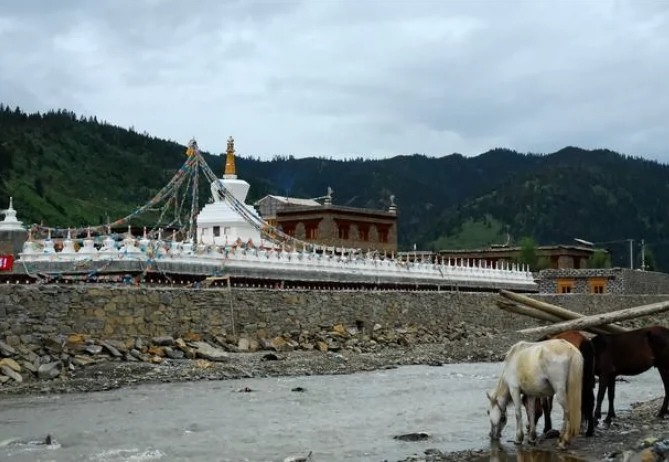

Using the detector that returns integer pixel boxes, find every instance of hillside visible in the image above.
[1,105,668,268]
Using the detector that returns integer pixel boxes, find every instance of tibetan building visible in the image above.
[255,190,398,253]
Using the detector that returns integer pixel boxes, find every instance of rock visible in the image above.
[149,356,164,364]
[73,355,96,367]
[0,375,9,384]
[84,345,103,355]
[192,341,229,362]
[291,387,306,392]
[317,341,328,352]
[238,338,250,351]
[163,347,184,359]
[151,336,175,346]
[0,340,17,357]
[148,346,165,357]
[283,451,313,462]
[37,361,63,380]
[182,332,201,342]
[66,334,86,344]
[0,365,22,382]
[262,353,279,361]
[43,337,64,354]
[101,342,122,358]
[394,432,430,442]
[271,336,293,352]
[20,360,37,374]
[332,323,346,335]
[0,358,21,372]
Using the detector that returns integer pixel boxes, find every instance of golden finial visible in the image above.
[186,138,197,157]
[224,136,236,176]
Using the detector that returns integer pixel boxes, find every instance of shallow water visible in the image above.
[0,363,662,462]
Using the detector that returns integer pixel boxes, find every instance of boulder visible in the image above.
[37,361,63,380]
[0,365,22,383]
[191,341,229,362]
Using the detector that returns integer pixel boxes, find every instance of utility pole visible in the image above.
[628,239,634,269]
[641,239,646,271]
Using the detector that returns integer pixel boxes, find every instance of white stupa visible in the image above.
[196,137,262,246]
[0,197,25,231]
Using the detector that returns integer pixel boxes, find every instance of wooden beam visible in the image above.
[499,289,629,334]
[517,299,669,337]
[495,300,611,336]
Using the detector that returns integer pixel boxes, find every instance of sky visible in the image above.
[0,0,668,160]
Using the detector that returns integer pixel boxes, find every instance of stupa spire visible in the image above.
[224,136,236,178]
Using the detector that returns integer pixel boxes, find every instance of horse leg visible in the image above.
[594,375,607,422]
[510,388,524,445]
[553,388,570,450]
[658,368,669,418]
[543,396,554,434]
[585,385,595,436]
[527,397,538,445]
[605,378,617,423]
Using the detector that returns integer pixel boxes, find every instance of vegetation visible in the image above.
[1,105,668,269]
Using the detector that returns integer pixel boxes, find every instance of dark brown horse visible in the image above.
[591,325,669,424]
[522,330,596,437]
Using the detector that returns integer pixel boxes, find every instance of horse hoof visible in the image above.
[557,442,567,451]
[528,439,537,446]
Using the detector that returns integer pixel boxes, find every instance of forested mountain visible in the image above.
[1,105,667,269]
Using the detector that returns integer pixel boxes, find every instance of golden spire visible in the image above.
[224,136,236,176]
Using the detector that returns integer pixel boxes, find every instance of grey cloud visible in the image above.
[0,0,667,160]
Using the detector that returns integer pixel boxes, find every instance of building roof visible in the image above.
[257,195,322,207]
[436,245,603,255]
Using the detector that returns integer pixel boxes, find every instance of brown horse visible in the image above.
[522,330,596,437]
[591,325,669,424]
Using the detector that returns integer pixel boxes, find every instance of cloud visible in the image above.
[0,0,668,160]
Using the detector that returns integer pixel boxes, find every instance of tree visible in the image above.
[516,237,539,271]
[642,248,657,272]
[588,249,611,269]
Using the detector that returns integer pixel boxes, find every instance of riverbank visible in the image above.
[0,321,519,396]
[0,329,522,397]
[399,397,669,462]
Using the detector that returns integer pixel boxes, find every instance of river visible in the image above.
[0,363,662,462]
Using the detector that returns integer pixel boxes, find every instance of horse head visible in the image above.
[486,390,507,440]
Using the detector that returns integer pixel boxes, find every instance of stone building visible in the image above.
[538,267,669,295]
[255,189,398,253]
[434,245,600,270]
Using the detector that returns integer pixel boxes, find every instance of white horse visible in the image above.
[486,339,584,450]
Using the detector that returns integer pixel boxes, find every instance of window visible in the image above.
[213,226,220,237]
[307,226,318,239]
[358,225,369,241]
[338,225,349,240]
[378,227,389,243]
[589,278,607,294]
[557,279,574,294]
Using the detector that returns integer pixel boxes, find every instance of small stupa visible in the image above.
[0,197,24,231]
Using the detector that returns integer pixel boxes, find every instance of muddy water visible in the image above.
[0,363,662,462]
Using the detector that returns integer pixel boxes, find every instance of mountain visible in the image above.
[0,104,667,269]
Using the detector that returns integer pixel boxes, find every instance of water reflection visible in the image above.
[486,441,585,462]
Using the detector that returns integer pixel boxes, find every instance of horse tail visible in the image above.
[580,339,597,435]
[566,348,584,439]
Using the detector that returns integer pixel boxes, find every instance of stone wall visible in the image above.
[1,285,668,348]
[538,268,669,295]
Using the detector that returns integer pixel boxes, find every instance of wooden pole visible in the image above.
[496,300,611,336]
[499,289,629,334]
[517,299,669,337]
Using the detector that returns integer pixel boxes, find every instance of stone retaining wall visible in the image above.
[1,285,668,348]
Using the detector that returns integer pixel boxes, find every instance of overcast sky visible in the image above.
[1,1,667,160]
